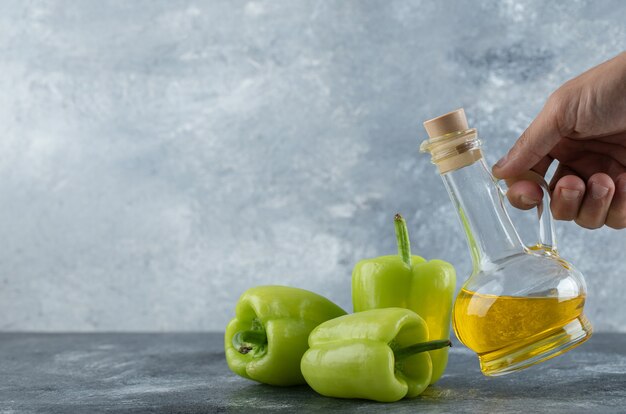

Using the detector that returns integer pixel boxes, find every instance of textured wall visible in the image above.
[1,0,624,332]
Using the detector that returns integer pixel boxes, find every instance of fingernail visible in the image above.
[520,195,539,206]
[494,153,509,169]
[560,188,581,201]
[590,182,609,199]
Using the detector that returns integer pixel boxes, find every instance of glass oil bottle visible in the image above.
[420,109,592,376]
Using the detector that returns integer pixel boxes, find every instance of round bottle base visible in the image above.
[478,314,593,376]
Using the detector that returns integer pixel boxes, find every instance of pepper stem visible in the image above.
[232,329,268,355]
[394,339,452,360]
[394,213,412,267]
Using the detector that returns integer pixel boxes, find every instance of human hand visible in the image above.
[492,52,626,229]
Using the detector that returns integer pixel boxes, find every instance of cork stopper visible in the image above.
[420,108,482,174]
[423,108,468,138]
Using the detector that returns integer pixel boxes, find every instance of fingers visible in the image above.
[575,173,615,229]
[516,172,626,229]
[503,156,553,210]
[606,173,626,229]
[549,163,578,191]
[506,180,544,210]
[550,175,585,220]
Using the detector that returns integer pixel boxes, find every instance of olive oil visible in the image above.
[453,288,590,374]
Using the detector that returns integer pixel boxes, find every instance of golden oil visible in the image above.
[453,288,591,375]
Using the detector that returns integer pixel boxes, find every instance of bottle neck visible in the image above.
[442,157,525,272]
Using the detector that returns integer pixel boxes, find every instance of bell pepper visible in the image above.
[351,214,456,384]
[300,307,451,402]
[224,285,346,386]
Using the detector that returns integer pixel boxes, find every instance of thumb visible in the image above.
[492,97,565,179]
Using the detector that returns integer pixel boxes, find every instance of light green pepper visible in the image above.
[301,308,451,402]
[352,214,456,383]
[224,285,346,386]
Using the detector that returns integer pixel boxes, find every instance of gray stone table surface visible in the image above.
[1,333,625,413]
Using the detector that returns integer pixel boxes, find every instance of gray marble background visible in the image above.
[1,0,624,332]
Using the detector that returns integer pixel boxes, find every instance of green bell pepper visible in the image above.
[301,307,451,402]
[224,285,346,386]
[352,214,456,384]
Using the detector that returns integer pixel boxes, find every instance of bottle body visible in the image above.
[452,251,591,375]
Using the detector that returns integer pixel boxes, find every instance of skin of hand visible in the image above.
[492,51,626,229]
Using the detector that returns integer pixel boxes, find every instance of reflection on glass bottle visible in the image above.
[420,109,592,376]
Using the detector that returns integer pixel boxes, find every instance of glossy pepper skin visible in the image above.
[352,214,456,384]
[224,285,346,386]
[301,308,451,402]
